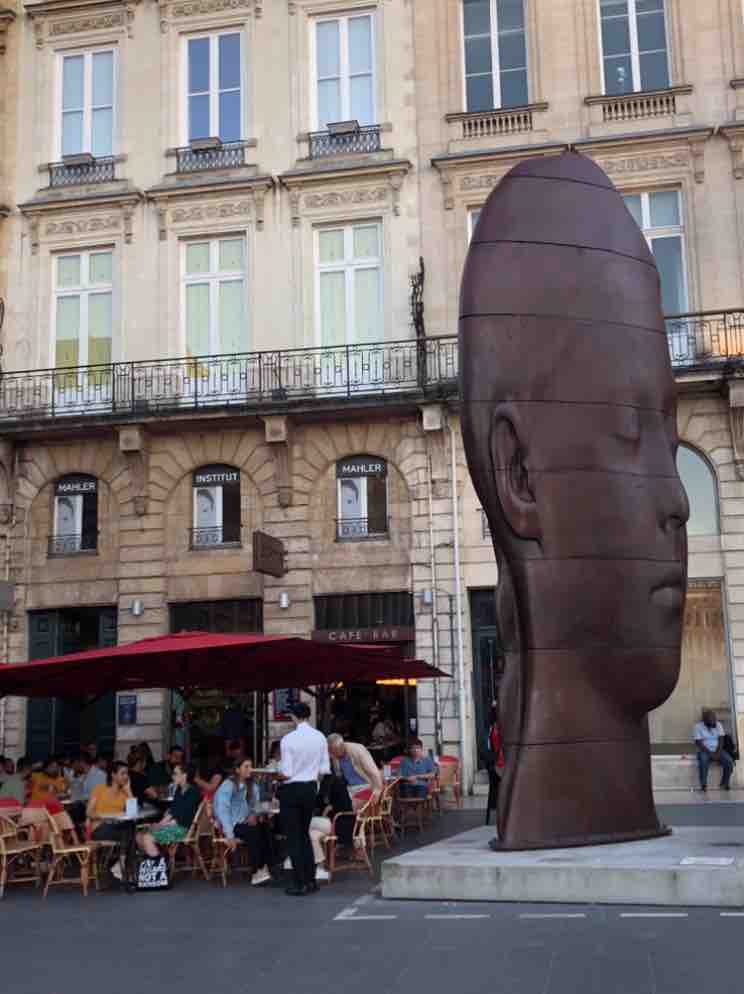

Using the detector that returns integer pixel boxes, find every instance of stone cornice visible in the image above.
[719,123,744,179]
[280,158,411,189]
[0,8,16,55]
[24,0,128,15]
[584,84,694,106]
[280,160,411,225]
[146,173,274,202]
[0,205,11,219]
[146,177,274,236]
[18,188,142,215]
[572,124,714,153]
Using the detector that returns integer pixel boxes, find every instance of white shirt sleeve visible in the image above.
[279,735,294,781]
[319,736,331,777]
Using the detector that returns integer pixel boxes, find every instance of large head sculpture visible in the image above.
[460,152,689,849]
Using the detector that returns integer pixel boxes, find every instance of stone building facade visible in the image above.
[0,0,743,790]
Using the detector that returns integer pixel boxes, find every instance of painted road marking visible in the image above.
[720,912,744,917]
[425,914,491,920]
[519,913,587,919]
[620,913,689,918]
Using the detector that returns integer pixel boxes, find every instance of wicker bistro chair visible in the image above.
[324,797,375,882]
[43,809,97,898]
[210,817,257,888]
[0,814,43,899]
[166,800,211,881]
[435,756,462,809]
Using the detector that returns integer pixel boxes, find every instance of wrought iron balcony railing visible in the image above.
[49,157,115,187]
[176,142,247,173]
[335,517,389,541]
[308,125,382,159]
[189,526,242,549]
[48,532,98,556]
[0,337,457,424]
[665,310,744,369]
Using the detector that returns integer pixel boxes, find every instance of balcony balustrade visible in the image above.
[665,310,744,369]
[47,532,98,556]
[175,142,247,173]
[48,157,115,187]
[189,527,242,549]
[335,517,389,541]
[308,125,382,159]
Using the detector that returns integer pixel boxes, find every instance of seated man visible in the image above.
[212,757,272,885]
[399,739,436,799]
[694,710,735,791]
[144,745,184,800]
[0,756,31,805]
[327,734,383,811]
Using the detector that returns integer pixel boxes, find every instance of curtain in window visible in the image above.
[320,272,346,347]
[186,284,210,356]
[91,52,114,156]
[219,280,246,354]
[354,268,380,344]
[55,297,81,368]
[652,236,686,315]
[88,293,112,366]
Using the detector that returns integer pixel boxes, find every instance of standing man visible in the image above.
[279,702,330,896]
[694,709,735,791]
[327,733,383,809]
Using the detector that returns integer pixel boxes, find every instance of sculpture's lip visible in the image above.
[649,568,685,594]
[650,569,686,609]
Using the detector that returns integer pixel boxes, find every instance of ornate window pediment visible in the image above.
[24,0,138,47]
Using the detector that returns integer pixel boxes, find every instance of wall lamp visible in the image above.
[279,591,290,610]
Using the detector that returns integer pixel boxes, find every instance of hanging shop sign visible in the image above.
[273,687,300,721]
[54,475,97,495]
[311,626,415,644]
[336,456,387,478]
[253,531,286,577]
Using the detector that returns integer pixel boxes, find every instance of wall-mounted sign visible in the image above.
[336,456,387,478]
[273,688,300,721]
[193,465,240,486]
[253,531,286,577]
[54,474,97,495]
[312,626,415,644]
[118,693,138,726]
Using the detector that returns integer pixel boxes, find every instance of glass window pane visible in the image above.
[189,94,210,140]
[601,17,631,57]
[649,191,680,228]
[219,34,241,90]
[639,50,669,91]
[188,38,210,93]
[677,447,719,536]
[90,252,112,285]
[600,0,629,15]
[637,10,667,51]
[498,31,526,72]
[465,36,493,75]
[466,74,494,112]
[219,280,246,353]
[339,478,363,520]
[353,268,381,344]
[500,70,528,108]
[319,229,345,264]
[463,0,491,37]
[349,16,372,75]
[62,112,84,156]
[55,297,81,367]
[219,239,244,272]
[62,55,84,111]
[186,243,210,275]
[652,236,687,315]
[88,293,113,365]
[318,79,341,129]
[92,52,113,107]
[637,0,664,12]
[623,194,643,228]
[186,283,210,355]
[604,55,633,94]
[319,271,346,346]
[57,256,81,288]
[316,20,340,77]
[350,74,374,125]
[195,487,219,530]
[497,0,525,31]
[218,91,241,142]
[91,108,113,156]
[353,225,379,259]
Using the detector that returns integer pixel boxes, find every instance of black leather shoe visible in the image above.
[285,886,307,896]
[305,881,319,893]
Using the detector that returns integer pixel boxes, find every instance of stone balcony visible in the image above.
[445,102,549,154]
[585,85,694,137]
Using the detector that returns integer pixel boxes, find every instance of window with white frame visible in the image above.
[316,222,382,347]
[462,0,528,112]
[336,455,388,539]
[599,0,669,95]
[623,190,688,315]
[59,49,115,158]
[183,237,247,358]
[468,208,482,242]
[54,250,113,370]
[313,13,375,130]
[185,32,242,143]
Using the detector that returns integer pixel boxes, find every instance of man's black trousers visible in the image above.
[279,781,317,889]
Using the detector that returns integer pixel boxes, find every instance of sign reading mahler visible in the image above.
[336,456,387,478]
[54,475,97,495]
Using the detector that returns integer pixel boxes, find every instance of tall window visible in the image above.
[462,0,528,112]
[51,474,98,555]
[54,250,113,369]
[336,456,388,539]
[316,223,382,347]
[192,465,241,547]
[313,14,375,129]
[677,446,719,537]
[623,191,687,315]
[59,50,115,157]
[468,208,482,242]
[183,237,247,358]
[186,33,242,142]
[599,0,669,95]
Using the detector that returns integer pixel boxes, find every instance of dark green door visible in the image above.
[469,589,504,769]
[26,613,59,761]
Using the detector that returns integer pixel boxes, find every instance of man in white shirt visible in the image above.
[694,709,734,791]
[279,701,330,896]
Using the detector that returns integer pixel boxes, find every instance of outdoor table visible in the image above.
[95,805,159,891]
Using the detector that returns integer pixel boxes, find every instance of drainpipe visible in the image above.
[427,451,442,753]
[449,417,469,793]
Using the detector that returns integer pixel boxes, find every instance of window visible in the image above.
[59,50,115,158]
[313,13,375,130]
[468,208,482,243]
[192,465,241,547]
[183,237,247,358]
[462,0,528,112]
[336,455,388,539]
[185,32,242,142]
[623,190,688,316]
[316,223,382,347]
[314,590,413,630]
[51,475,98,555]
[54,250,113,370]
[677,446,719,537]
[599,0,669,95]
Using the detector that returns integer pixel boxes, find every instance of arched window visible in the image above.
[51,474,98,555]
[192,464,241,547]
[677,445,719,537]
[336,455,388,539]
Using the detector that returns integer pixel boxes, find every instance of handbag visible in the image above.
[134,853,172,891]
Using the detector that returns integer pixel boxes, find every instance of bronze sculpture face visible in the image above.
[460,152,689,849]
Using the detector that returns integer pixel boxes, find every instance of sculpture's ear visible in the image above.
[490,410,542,542]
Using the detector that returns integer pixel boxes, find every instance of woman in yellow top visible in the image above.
[87,761,158,881]
[29,757,67,802]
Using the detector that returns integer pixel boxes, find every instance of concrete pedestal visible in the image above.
[381,826,744,906]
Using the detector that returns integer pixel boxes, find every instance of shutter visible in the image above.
[81,491,98,550]
[366,474,387,534]
[95,609,117,755]
[222,481,241,543]
[26,613,59,761]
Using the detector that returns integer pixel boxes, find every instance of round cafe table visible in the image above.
[95,804,160,890]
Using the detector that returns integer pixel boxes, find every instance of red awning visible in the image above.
[0,631,445,699]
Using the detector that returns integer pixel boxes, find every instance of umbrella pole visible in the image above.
[252,691,258,766]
